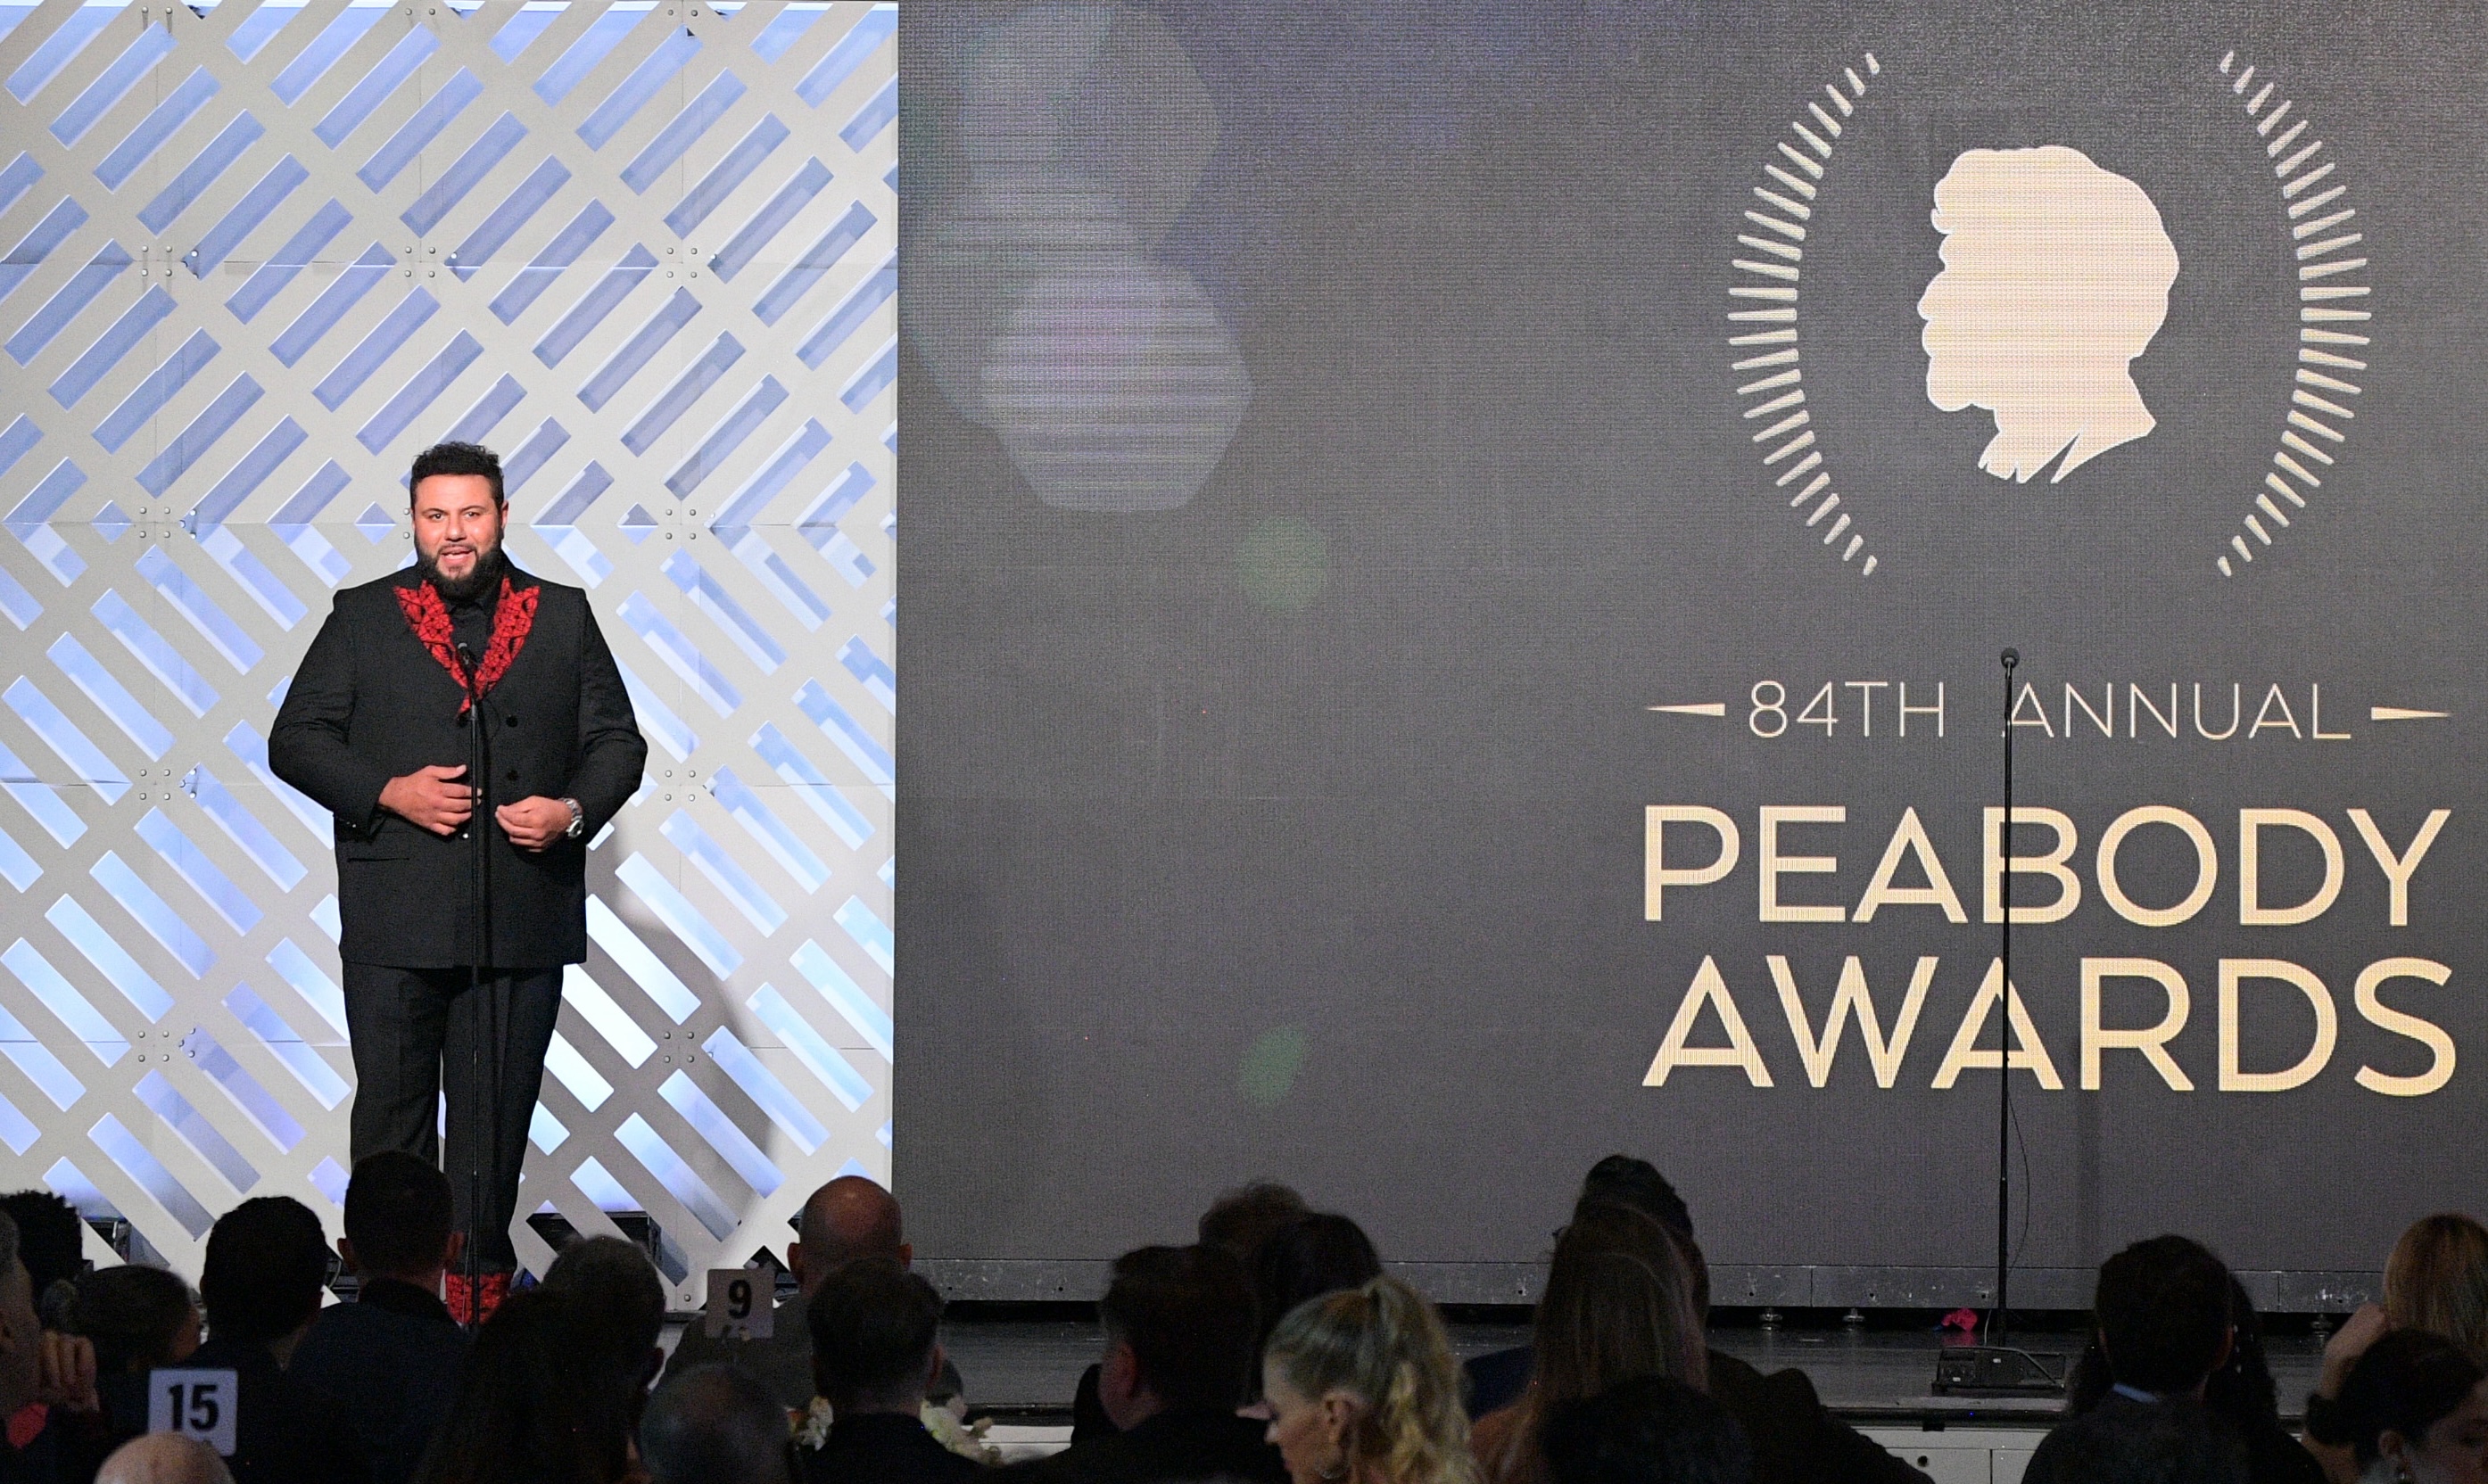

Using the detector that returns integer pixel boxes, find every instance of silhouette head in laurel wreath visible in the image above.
[1917,144,2181,482]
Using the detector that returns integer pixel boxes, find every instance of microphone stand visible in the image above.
[1996,647,2016,1342]
[455,640,492,1328]
[1932,649,2062,1396]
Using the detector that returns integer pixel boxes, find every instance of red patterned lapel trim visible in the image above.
[393,577,540,713]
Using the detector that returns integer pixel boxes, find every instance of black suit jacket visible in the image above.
[2022,1392,2251,1484]
[288,1277,471,1484]
[1005,1408,1286,1484]
[1706,1351,1931,1484]
[804,1414,984,1484]
[1466,1345,1930,1484]
[185,1333,375,1484]
[269,563,645,968]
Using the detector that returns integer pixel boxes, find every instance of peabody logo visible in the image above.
[1727,51,2373,580]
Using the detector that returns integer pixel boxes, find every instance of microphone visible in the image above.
[454,641,483,720]
[2000,647,2019,671]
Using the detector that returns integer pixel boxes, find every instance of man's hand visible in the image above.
[378,763,472,836]
[34,1332,95,1414]
[497,796,574,852]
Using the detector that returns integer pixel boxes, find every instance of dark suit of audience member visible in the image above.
[1010,1245,1285,1484]
[290,1277,466,1484]
[802,1257,979,1484]
[1475,1343,1922,1484]
[290,1153,470,1484]
[1707,1350,1926,1484]
[1541,1375,1753,1484]
[665,1176,964,1411]
[186,1331,373,1484]
[1018,1409,1285,1484]
[2025,1236,2259,1484]
[2022,1391,2249,1484]
[807,1412,979,1484]
[2062,1274,2324,1484]
[194,1197,374,1484]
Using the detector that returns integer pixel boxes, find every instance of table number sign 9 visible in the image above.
[703,1267,773,1340]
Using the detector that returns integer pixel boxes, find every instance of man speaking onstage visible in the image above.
[271,441,647,1323]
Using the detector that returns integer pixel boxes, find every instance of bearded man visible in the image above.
[272,441,645,1322]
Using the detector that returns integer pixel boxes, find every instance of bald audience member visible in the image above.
[641,1364,795,1484]
[665,1175,960,1408]
[95,1434,236,1484]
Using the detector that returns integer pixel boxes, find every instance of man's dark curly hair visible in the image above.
[409,441,504,505]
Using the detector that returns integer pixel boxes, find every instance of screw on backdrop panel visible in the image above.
[0,0,897,1301]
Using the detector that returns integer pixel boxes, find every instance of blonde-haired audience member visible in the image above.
[1260,1276,1480,1484]
[2307,1213,2488,1484]
[2386,1216,2488,1363]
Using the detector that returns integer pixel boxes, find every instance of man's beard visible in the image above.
[418,539,504,602]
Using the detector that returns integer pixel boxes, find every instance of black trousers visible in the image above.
[341,962,562,1271]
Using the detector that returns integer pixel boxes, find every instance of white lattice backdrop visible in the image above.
[0,0,897,1302]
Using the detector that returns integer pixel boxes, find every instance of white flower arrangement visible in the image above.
[922,1401,1002,1465]
[791,1398,833,1451]
[787,1396,1000,1467]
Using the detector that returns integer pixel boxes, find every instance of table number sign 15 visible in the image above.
[148,1368,238,1455]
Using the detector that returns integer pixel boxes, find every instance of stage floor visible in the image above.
[932,1318,2330,1425]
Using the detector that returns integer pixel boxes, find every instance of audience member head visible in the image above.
[411,1288,631,1484]
[1200,1182,1310,1264]
[2307,1331,2488,1484]
[1575,1158,1693,1243]
[540,1235,665,1412]
[807,1256,943,1414]
[1533,1204,1708,1408]
[1540,1376,1751,1484]
[1262,1276,1478,1484]
[95,1433,236,1484]
[641,1364,794,1484]
[790,1176,907,1294]
[65,1266,200,1375]
[2052,1393,2249,1484]
[1,1190,87,1325]
[2386,1216,2488,1364]
[1256,1213,1383,1360]
[200,1197,330,1350]
[2077,1274,2286,1429]
[2093,1235,2233,1397]
[1570,1158,1708,1320]
[1097,1243,1258,1428]
[341,1151,459,1286]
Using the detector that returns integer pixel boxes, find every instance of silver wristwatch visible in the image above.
[562,797,585,839]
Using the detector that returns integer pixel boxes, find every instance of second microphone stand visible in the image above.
[456,640,492,1327]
